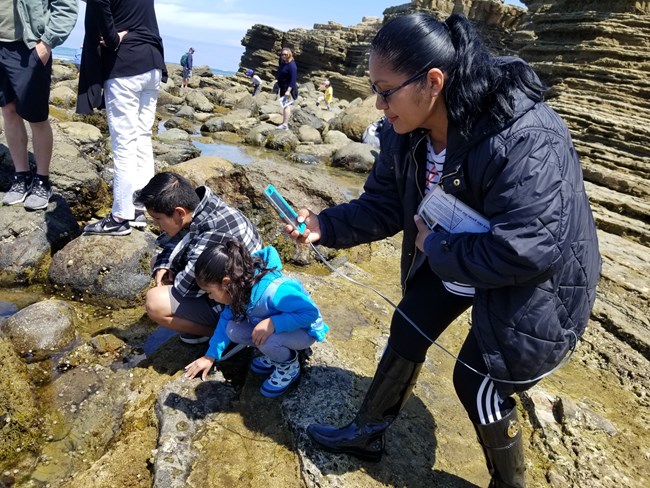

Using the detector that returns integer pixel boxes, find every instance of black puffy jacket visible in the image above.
[318,84,601,396]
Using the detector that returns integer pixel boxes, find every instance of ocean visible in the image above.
[52,46,236,77]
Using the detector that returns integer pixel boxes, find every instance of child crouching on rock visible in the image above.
[184,238,328,398]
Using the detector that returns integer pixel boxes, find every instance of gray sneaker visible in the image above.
[130,209,147,229]
[83,213,132,236]
[24,178,52,210]
[2,173,33,206]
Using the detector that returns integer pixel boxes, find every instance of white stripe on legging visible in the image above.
[477,376,504,425]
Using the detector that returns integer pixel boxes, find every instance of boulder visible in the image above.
[331,141,377,173]
[1,299,77,356]
[0,195,79,285]
[48,230,157,306]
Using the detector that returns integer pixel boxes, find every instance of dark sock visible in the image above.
[34,174,50,187]
[16,171,32,180]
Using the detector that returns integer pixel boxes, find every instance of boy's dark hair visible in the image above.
[133,172,201,216]
[195,239,274,316]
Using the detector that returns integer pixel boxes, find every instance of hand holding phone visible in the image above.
[263,185,306,234]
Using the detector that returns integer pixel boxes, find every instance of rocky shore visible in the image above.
[1,1,649,487]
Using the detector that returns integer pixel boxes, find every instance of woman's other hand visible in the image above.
[414,215,433,252]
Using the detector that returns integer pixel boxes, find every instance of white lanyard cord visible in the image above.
[307,241,577,386]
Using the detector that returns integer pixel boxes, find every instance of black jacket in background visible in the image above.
[76,0,166,114]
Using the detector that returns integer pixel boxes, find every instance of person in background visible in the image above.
[316,79,333,110]
[77,0,166,236]
[180,47,194,91]
[184,239,329,398]
[245,69,262,96]
[133,172,263,345]
[284,12,600,487]
[1,0,78,210]
[275,47,297,130]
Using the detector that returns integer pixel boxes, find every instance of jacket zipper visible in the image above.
[402,132,429,294]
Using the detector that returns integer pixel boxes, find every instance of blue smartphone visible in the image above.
[263,184,307,234]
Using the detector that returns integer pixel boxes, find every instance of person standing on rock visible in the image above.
[180,47,194,91]
[133,172,263,345]
[1,0,78,210]
[275,47,297,130]
[184,239,328,398]
[76,0,166,236]
[283,12,601,487]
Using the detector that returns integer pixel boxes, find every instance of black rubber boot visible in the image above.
[307,344,423,462]
[474,407,526,488]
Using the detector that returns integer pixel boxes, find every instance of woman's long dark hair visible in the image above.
[371,13,545,138]
[195,239,273,317]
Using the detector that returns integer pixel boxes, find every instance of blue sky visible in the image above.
[61,0,525,72]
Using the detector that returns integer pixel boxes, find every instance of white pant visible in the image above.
[104,69,161,220]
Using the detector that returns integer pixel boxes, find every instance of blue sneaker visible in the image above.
[250,355,274,375]
[260,352,300,398]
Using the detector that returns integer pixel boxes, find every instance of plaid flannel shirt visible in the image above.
[153,186,263,299]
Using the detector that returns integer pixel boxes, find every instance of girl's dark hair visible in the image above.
[132,172,200,216]
[371,13,545,138]
[195,239,273,317]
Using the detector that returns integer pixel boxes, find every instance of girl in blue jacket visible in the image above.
[184,239,328,398]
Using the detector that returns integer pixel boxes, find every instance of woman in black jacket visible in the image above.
[286,12,601,487]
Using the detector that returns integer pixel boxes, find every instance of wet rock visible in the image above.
[185,91,215,113]
[297,125,322,144]
[153,374,238,487]
[0,195,80,285]
[0,338,41,472]
[163,116,195,134]
[156,127,191,144]
[1,299,77,356]
[153,139,201,166]
[325,97,383,142]
[265,129,300,152]
[48,230,157,307]
[331,141,376,173]
[50,86,77,108]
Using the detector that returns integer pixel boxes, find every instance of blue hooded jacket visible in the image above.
[205,246,328,359]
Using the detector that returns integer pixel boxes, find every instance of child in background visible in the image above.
[245,69,263,96]
[316,80,333,110]
[184,239,328,398]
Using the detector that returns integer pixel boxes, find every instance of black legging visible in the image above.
[389,265,514,424]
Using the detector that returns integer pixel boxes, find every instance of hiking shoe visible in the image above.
[250,355,274,375]
[2,173,33,206]
[83,213,132,236]
[179,333,210,344]
[260,352,300,398]
[130,209,147,229]
[24,178,52,210]
[277,123,288,130]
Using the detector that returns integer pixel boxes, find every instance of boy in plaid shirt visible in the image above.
[134,172,263,343]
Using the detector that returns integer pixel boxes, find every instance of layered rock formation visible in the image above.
[239,0,527,100]
[515,0,650,359]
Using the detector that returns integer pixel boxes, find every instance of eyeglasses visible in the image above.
[371,67,431,103]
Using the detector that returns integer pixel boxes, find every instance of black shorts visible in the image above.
[0,41,52,122]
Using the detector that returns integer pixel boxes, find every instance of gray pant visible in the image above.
[226,320,315,362]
